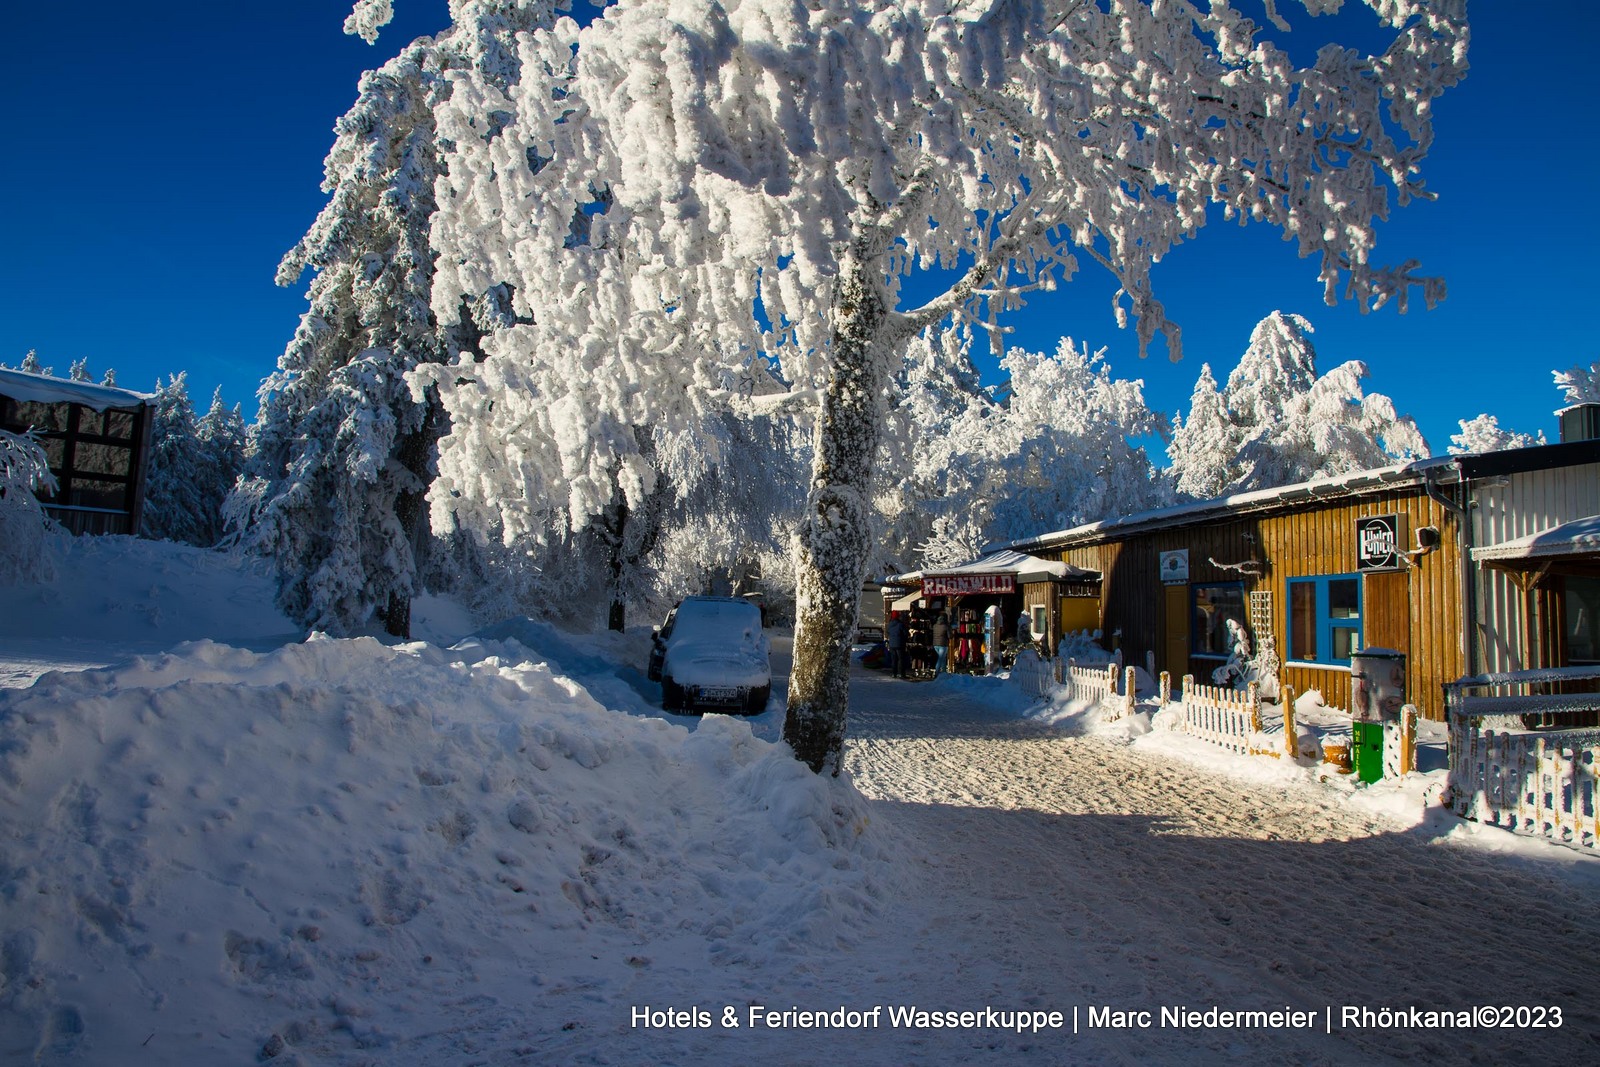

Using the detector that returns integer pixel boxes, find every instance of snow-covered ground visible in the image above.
[2,536,1596,1065]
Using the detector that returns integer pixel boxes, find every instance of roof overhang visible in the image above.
[1473,514,1600,578]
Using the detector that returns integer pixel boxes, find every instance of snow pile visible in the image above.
[0,635,894,1064]
[0,534,296,651]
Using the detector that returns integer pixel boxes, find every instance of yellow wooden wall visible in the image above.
[1043,487,1465,719]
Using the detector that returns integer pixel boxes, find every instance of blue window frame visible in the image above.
[1288,574,1363,666]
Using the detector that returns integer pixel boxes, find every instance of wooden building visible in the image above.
[0,367,154,536]
[887,550,1101,657]
[1002,433,1600,721]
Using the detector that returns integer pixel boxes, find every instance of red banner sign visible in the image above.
[922,573,1016,596]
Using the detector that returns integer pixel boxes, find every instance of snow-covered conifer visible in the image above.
[1223,312,1320,438]
[1234,359,1429,489]
[19,351,50,378]
[194,388,247,547]
[140,374,212,546]
[69,359,91,383]
[1554,361,1600,405]
[1167,364,1239,501]
[232,33,457,638]
[1447,414,1544,456]
[403,0,1465,771]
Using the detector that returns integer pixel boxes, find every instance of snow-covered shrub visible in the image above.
[0,428,58,585]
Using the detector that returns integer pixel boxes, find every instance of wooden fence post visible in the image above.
[1283,683,1299,759]
[1124,666,1137,719]
[1159,671,1171,708]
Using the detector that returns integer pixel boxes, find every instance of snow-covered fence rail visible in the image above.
[1446,667,1600,850]
[1065,660,1137,720]
[1171,678,1260,755]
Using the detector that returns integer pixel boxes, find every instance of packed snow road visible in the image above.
[828,665,1600,1066]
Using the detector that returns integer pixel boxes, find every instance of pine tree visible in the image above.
[231,33,455,638]
[1554,361,1600,406]
[195,388,247,546]
[1167,364,1238,500]
[141,374,211,545]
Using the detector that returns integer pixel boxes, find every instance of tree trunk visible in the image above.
[783,250,888,774]
[383,395,445,642]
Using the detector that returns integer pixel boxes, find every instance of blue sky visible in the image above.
[3,2,1596,457]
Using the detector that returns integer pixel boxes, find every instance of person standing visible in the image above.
[886,612,910,679]
[930,612,951,676]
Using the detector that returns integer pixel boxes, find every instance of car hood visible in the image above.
[663,640,769,687]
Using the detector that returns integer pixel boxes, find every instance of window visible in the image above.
[1287,575,1363,666]
[1565,576,1600,666]
[1191,582,1247,656]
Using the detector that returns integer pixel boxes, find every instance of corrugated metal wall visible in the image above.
[1471,461,1600,675]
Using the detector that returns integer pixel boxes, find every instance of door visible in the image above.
[1163,584,1189,679]
[1362,570,1411,704]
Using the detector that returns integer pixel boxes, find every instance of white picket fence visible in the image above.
[1063,659,1137,720]
[1171,676,1260,755]
[1011,650,1057,700]
[1449,721,1600,851]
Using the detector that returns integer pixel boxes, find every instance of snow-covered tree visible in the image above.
[1222,312,1321,441]
[18,351,51,378]
[1175,311,1428,496]
[193,388,248,547]
[1447,414,1543,456]
[140,374,212,546]
[0,429,57,586]
[1235,357,1429,488]
[1167,363,1238,500]
[231,33,456,639]
[375,0,1465,771]
[69,359,91,383]
[1554,360,1600,406]
[986,340,1170,543]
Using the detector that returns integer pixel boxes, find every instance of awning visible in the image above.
[914,549,1099,596]
[1473,515,1600,564]
[889,591,921,611]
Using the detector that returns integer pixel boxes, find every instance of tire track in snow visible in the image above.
[841,669,1600,1066]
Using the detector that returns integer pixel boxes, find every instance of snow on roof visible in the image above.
[1004,456,1459,553]
[896,549,1099,586]
[0,366,154,412]
[1471,514,1600,563]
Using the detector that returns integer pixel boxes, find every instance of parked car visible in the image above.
[647,596,771,714]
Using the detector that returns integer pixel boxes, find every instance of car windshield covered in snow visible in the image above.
[647,597,770,714]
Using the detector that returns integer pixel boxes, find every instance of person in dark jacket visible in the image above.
[930,612,951,676]
[886,613,910,678]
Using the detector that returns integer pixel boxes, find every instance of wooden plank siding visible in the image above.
[1034,485,1466,720]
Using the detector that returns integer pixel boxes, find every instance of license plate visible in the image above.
[698,687,739,702]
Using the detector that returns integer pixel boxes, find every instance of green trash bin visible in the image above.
[1349,649,1405,785]
[1351,720,1384,784]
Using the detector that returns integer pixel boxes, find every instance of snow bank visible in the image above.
[0,534,297,651]
[0,635,894,1064]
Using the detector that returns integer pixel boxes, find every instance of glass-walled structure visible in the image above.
[0,368,153,535]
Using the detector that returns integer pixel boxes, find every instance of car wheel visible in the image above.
[662,676,686,711]
[744,685,770,715]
